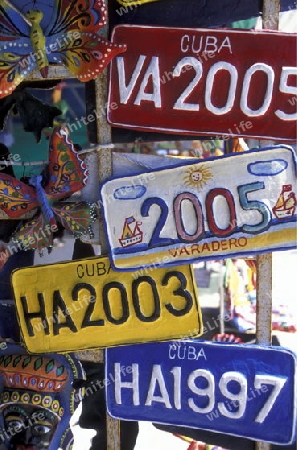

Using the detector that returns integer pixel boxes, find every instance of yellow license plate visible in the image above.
[12,256,202,353]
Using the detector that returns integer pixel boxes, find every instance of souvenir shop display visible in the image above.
[0,1,295,450]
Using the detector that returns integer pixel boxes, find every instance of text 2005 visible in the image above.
[141,182,271,248]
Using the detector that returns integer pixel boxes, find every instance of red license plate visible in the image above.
[108,26,297,141]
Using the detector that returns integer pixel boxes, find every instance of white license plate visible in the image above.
[100,146,297,270]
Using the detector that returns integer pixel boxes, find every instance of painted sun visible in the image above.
[183,164,213,191]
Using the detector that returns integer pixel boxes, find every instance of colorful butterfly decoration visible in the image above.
[0,126,97,251]
[0,0,126,99]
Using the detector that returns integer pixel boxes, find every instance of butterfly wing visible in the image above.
[45,0,107,36]
[0,40,37,99]
[52,201,97,238]
[45,127,88,200]
[0,4,36,98]
[45,0,125,79]
[47,30,126,81]
[0,2,30,38]
[12,213,53,251]
[0,173,39,219]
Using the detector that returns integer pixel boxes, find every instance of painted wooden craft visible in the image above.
[0,342,84,450]
[0,126,97,251]
[12,255,202,353]
[105,340,297,445]
[0,0,126,99]
[100,145,297,270]
[108,26,297,141]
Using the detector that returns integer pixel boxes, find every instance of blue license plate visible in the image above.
[105,340,297,445]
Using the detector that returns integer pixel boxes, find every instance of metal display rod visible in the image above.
[256,1,280,450]
[92,2,121,447]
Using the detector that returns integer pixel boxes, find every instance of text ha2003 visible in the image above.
[12,256,202,353]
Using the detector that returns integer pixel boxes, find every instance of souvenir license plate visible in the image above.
[108,26,297,141]
[106,341,297,445]
[12,257,202,353]
[100,146,297,270]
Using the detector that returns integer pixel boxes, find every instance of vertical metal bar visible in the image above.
[256,253,273,346]
[262,0,280,30]
[255,1,279,449]
[219,261,225,334]
[92,1,121,446]
[256,0,280,343]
